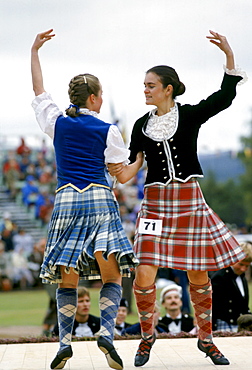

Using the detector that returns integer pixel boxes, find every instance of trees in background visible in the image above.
[239,118,252,227]
[200,116,252,232]
[199,172,246,228]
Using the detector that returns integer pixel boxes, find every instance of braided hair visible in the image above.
[65,73,100,117]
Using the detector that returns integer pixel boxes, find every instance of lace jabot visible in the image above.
[145,103,178,141]
[79,108,98,118]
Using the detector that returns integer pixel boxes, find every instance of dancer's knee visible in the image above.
[135,265,158,287]
[187,270,208,285]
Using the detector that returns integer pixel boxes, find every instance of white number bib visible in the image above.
[138,218,163,236]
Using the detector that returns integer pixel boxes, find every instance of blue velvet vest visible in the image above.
[53,114,111,191]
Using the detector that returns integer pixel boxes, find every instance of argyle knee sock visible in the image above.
[189,278,213,343]
[56,288,77,350]
[99,282,122,344]
[133,280,156,339]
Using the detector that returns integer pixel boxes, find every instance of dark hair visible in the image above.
[237,314,252,332]
[65,73,100,117]
[146,65,185,99]
[119,298,129,308]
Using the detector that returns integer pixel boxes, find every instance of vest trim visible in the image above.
[56,182,111,193]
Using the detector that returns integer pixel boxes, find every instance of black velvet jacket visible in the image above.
[129,73,242,186]
[211,267,250,329]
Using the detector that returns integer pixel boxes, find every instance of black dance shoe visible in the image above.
[198,339,230,365]
[50,346,73,369]
[134,333,156,367]
[97,336,123,370]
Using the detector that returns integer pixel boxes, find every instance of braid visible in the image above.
[66,73,100,117]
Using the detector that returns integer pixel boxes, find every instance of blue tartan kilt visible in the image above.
[40,186,139,283]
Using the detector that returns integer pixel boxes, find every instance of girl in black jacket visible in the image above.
[108,30,247,367]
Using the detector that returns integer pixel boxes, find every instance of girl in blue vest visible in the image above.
[108,31,247,367]
[31,29,142,370]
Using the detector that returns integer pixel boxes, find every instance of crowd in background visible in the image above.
[0,137,251,295]
[0,137,189,303]
[0,137,144,291]
[1,137,252,338]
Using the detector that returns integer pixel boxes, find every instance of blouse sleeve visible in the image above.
[223,65,248,85]
[104,124,130,164]
[31,92,63,139]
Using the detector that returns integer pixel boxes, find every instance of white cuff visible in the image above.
[223,65,248,85]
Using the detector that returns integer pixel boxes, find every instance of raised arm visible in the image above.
[206,30,235,70]
[31,29,55,96]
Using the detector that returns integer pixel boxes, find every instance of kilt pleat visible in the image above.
[134,179,245,271]
[40,186,138,283]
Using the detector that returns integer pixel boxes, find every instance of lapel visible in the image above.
[229,268,248,300]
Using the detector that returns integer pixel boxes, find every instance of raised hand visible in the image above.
[206,30,233,56]
[32,29,55,51]
[31,29,55,95]
[206,30,234,70]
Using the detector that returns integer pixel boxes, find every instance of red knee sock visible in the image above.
[189,278,213,343]
[133,280,156,339]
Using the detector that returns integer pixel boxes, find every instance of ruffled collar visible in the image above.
[144,103,178,141]
[79,108,98,118]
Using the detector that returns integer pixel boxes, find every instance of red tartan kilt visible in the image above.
[134,179,245,271]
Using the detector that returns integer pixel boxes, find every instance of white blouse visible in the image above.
[145,103,178,142]
[31,92,129,164]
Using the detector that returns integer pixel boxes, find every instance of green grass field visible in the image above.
[0,288,139,327]
[1,282,252,327]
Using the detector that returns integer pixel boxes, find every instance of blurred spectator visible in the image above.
[0,240,13,291]
[38,169,53,187]
[16,137,31,157]
[211,241,252,332]
[25,162,38,179]
[29,237,46,264]
[40,138,48,157]
[2,151,20,175]
[0,212,16,252]
[19,155,32,180]
[35,189,54,224]
[1,228,14,252]
[122,301,166,336]
[35,156,51,180]
[237,314,252,332]
[122,272,134,314]
[53,287,100,338]
[121,215,135,242]
[170,269,191,314]
[13,227,34,257]
[158,284,195,334]
[21,175,39,208]
[114,298,132,335]
[42,283,57,337]
[28,237,46,286]
[11,250,34,289]
[0,211,15,233]
[3,157,21,199]
[39,197,54,224]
